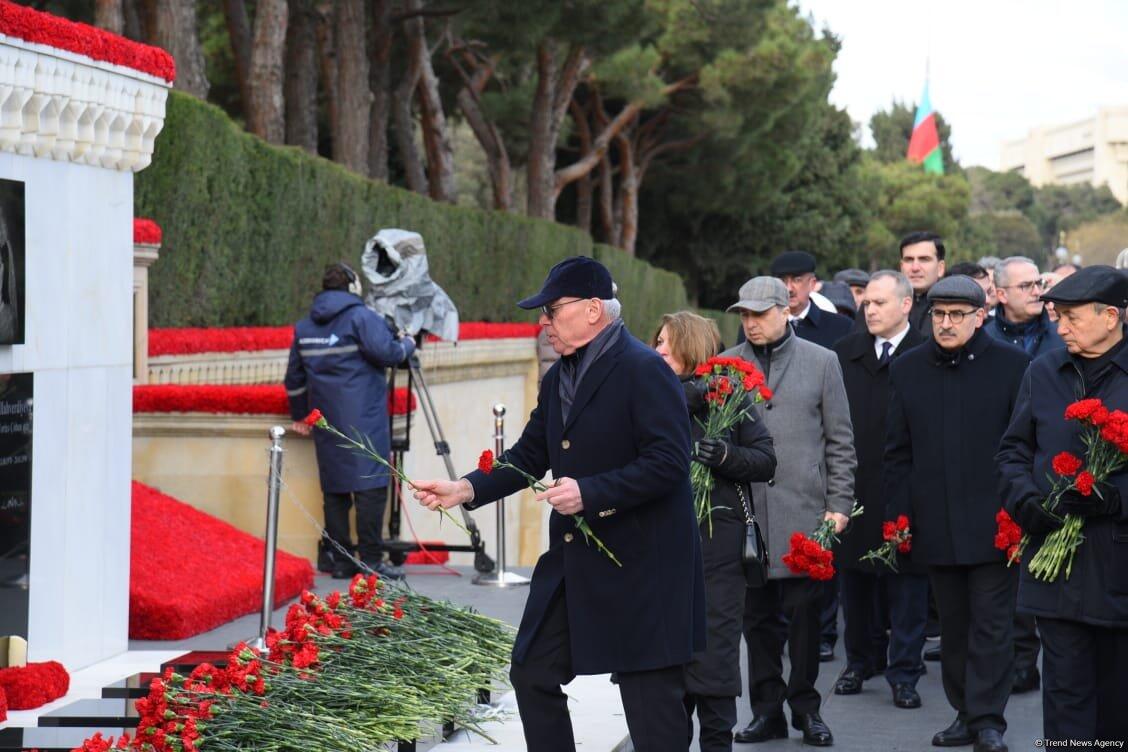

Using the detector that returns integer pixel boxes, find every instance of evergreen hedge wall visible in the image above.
[136,92,738,342]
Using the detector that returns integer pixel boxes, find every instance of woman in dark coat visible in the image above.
[653,312,777,752]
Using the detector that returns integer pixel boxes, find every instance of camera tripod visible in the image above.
[383,348,494,573]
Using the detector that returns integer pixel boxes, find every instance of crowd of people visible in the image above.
[295,241,1126,752]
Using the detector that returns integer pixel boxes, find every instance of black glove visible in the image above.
[683,379,708,414]
[694,438,729,469]
[1057,483,1122,518]
[1012,496,1064,535]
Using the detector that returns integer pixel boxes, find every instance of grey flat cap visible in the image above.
[728,276,789,313]
[834,268,870,287]
[927,275,986,308]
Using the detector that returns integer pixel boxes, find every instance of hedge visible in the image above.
[137,92,742,342]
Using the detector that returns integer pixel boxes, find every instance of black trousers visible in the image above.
[743,577,823,717]
[820,571,839,647]
[1038,616,1128,742]
[323,487,387,562]
[841,569,929,686]
[1014,612,1040,672]
[684,694,737,752]
[928,562,1016,733]
[509,589,689,752]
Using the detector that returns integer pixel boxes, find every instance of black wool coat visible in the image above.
[683,379,777,697]
[464,333,707,675]
[884,329,1030,566]
[833,328,927,572]
[794,303,854,350]
[997,339,1128,627]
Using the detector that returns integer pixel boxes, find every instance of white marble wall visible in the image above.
[0,150,134,669]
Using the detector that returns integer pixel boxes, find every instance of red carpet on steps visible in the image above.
[130,481,314,640]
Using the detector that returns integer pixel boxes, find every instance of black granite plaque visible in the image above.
[37,698,140,727]
[0,179,24,346]
[0,725,130,751]
[0,371,31,640]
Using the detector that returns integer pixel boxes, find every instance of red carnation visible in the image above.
[882,520,896,540]
[1051,451,1083,477]
[759,386,774,401]
[478,450,495,474]
[303,409,326,427]
[1064,398,1104,422]
[1074,471,1095,496]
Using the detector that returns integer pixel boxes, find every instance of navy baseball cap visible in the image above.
[517,256,614,309]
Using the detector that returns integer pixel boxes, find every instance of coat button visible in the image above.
[766,403,773,410]
[563,533,574,543]
[562,439,571,449]
[767,479,775,487]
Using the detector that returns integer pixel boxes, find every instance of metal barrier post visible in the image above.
[250,426,285,650]
[473,404,530,587]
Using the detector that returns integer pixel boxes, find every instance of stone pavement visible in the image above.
[129,565,1046,751]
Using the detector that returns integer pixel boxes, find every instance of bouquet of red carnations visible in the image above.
[1021,399,1128,581]
[782,502,863,580]
[690,356,772,536]
[859,514,912,572]
[995,508,1023,564]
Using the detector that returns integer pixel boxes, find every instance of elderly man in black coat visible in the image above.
[884,275,1030,752]
[997,265,1128,743]
[832,271,929,709]
[414,256,706,752]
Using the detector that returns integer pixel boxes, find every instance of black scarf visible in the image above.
[749,327,791,382]
[558,319,624,423]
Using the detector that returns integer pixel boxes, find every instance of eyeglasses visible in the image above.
[541,298,587,320]
[1002,279,1045,293]
[929,308,978,324]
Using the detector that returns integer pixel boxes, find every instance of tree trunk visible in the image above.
[368,0,392,182]
[153,0,209,98]
[222,0,253,114]
[392,50,427,195]
[95,0,124,34]
[245,0,288,143]
[122,0,144,40]
[617,132,639,256]
[526,41,588,218]
[598,153,615,244]
[332,0,371,174]
[402,1,455,203]
[284,0,318,153]
[570,99,593,231]
[450,49,510,211]
[314,3,338,149]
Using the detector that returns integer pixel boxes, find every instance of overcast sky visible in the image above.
[794,0,1128,169]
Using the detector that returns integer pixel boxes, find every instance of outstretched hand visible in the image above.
[413,479,473,511]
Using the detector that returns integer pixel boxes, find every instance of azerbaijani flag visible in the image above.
[906,80,943,175]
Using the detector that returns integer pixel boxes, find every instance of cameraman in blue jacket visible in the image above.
[285,262,415,580]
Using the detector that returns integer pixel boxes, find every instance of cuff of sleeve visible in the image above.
[460,476,479,510]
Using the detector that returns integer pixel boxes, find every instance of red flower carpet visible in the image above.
[130,482,314,640]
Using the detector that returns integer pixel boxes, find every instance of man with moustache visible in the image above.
[413,256,705,752]
[900,231,947,335]
[771,251,854,350]
[997,266,1128,743]
[884,276,1030,752]
[724,277,855,746]
[832,271,929,709]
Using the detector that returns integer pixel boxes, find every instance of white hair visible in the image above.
[600,281,621,321]
[995,256,1039,288]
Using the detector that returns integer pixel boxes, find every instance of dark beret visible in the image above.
[770,251,817,277]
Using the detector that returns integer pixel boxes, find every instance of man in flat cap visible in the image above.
[771,251,853,350]
[724,277,855,747]
[834,268,870,310]
[884,275,1030,752]
[413,256,705,752]
[997,265,1128,744]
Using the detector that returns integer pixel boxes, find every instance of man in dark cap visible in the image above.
[997,265,1128,744]
[834,268,870,310]
[884,275,1030,752]
[771,251,853,350]
[413,256,706,752]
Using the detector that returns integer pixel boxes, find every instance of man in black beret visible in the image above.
[771,251,854,351]
[414,256,706,752]
[997,265,1128,744]
[885,275,1030,752]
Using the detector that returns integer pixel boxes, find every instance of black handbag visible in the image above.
[736,481,769,587]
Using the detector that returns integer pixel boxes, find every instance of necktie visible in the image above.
[879,341,893,364]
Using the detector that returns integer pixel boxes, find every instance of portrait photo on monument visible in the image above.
[0,179,24,345]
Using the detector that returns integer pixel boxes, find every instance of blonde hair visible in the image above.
[652,311,722,374]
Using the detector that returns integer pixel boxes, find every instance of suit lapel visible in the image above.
[852,335,881,376]
[563,336,627,433]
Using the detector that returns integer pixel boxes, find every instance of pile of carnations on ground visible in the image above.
[76,573,514,751]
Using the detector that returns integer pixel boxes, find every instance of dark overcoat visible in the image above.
[683,379,777,697]
[834,328,927,571]
[285,290,414,493]
[464,333,707,674]
[983,307,1065,358]
[997,340,1128,627]
[794,302,854,350]
[884,329,1030,566]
